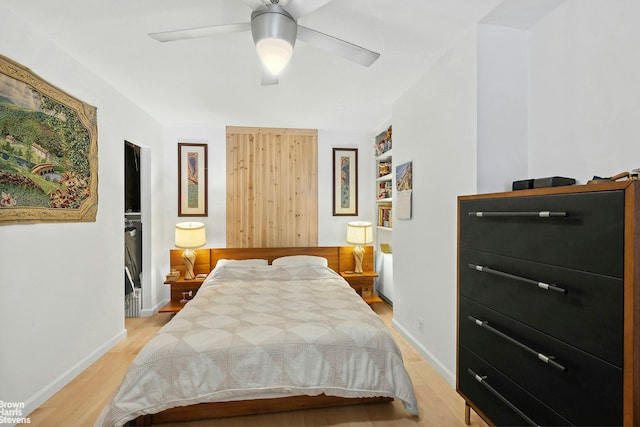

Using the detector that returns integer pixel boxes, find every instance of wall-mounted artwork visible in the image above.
[0,55,98,225]
[396,161,412,220]
[396,161,413,191]
[332,148,358,216]
[178,143,208,217]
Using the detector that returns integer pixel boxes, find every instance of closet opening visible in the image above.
[124,141,142,317]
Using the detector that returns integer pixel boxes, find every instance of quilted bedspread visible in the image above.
[96,264,418,426]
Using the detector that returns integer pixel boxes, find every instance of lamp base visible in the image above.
[353,245,364,274]
[182,249,197,280]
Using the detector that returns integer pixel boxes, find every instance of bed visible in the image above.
[96,247,418,426]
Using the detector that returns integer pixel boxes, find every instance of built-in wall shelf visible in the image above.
[376,149,393,162]
[375,132,393,230]
[373,126,393,304]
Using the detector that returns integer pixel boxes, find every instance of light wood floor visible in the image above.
[24,303,488,427]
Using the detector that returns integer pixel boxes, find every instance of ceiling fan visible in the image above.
[148,0,380,85]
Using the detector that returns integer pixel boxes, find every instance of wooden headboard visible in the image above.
[168,246,374,276]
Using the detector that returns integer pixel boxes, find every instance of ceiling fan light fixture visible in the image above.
[256,38,293,75]
[251,4,297,76]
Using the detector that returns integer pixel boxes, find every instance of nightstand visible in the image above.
[340,271,383,305]
[159,277,205,313]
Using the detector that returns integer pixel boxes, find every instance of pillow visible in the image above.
[271,255,328,267]
[215,258,268,267]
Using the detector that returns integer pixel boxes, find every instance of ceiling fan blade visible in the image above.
[297,26,380,67]
[261,70,279,86]
[149,22,250,42]
[285,0,334,20]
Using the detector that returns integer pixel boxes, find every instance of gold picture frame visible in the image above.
[0,55,98,225]
[178,142,208,217]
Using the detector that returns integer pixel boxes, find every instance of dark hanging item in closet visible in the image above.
[125,141,141,213]
[125,220,142,289]
[124,268,134,296]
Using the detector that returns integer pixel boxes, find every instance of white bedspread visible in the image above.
[96,264,418,426]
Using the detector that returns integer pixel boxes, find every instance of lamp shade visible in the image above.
[175,222,206,249]
[346,221,373,245]
[251,4,297,76]
[256,38,294,75]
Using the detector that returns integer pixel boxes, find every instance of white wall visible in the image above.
[317,129,375,245]
[528,0,640,181]
[389,0,640,388]
[391,28,478,384]
[477,24,529,193]
[0,9,164,415]
[161,127,228,263]
[477,0,640,191]
[157,127,375,274]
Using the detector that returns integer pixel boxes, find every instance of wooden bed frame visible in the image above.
[168,245,374,279]
[130,246,387,426]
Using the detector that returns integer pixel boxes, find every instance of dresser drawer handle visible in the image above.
[467,368,539,427]
[468,315,567,372]
[469,264,567,294]
[468,211,567,218]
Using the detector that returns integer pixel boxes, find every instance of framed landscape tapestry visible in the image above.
[0,55,98,225]
[178,142,208,217]
[332,147,358,216]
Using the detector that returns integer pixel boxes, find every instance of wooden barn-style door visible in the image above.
[226,126,318,248]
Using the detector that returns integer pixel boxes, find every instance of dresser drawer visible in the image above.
[458,346,571,426]
[459,297,623,426]
[459,190,624,277]
[459,249,623,366]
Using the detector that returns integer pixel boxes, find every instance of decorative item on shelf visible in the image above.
[378,204,392,227]
[361,285,373,298]
[175,222,206,279]
[346,221,373,274]
[180,290,192,304]
[377,180,392,199]
[378,161,391,177]
[374,125,392,156]
[166,269,180,282]
[587,171,636,185]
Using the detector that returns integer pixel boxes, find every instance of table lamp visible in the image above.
[346,221,373,274]
[175,222,206,279]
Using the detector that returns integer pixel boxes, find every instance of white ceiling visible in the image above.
[7,0,506,131]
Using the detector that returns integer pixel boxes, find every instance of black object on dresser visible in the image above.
[456,181,640,427]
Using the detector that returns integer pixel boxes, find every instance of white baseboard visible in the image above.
[391,318,456,387]
[23,328,127,419]
[141,298,169,317]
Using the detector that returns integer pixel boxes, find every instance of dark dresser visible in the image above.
[456,181,640,426]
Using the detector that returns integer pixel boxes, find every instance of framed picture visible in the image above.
[178,143,208,217]
[0,54,98,225]
[396,161,413,220]
[396,161,413,191]
[332,148,358,216]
